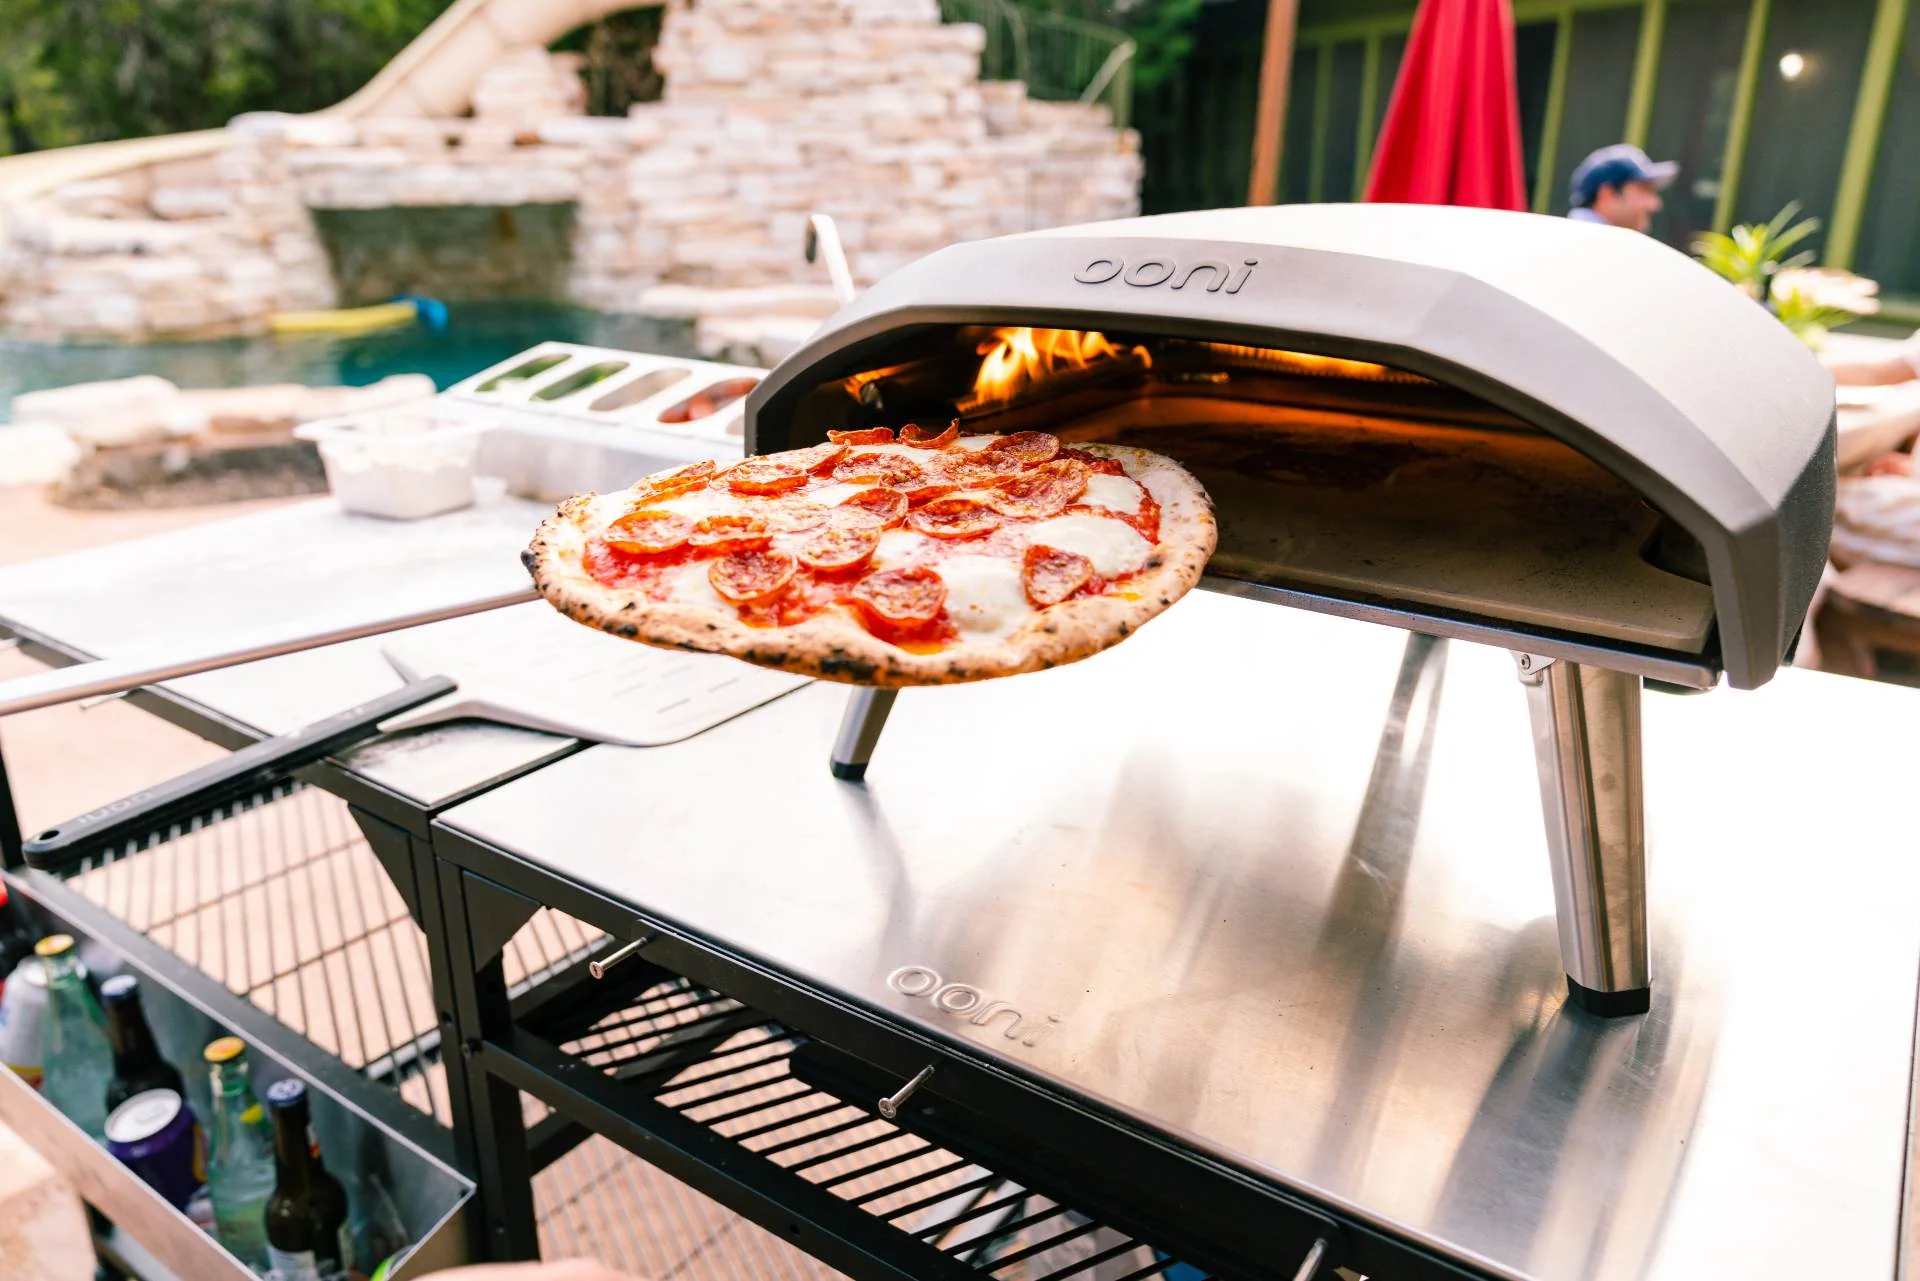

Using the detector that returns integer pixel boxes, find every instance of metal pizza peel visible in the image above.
[376,601,810,747]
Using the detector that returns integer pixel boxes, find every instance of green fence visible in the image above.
[1263,0,1920,318]
[938,0,1137,127]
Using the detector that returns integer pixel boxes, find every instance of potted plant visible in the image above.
[1693,203,1879,348]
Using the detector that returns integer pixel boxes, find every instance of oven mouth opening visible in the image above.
[777,325,1719,666]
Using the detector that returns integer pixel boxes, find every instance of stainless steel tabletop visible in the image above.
[441,592,1920,1280]
[0,492,570,805]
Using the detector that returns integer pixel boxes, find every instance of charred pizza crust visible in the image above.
[527,442,1216,686]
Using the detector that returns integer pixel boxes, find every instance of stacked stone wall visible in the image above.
[0,0,1139,342]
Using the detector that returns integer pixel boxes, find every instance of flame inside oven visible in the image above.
[969,327,1150,408]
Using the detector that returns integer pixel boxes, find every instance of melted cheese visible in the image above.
[1022,513,1151,577]
[668,560,731,609]
[647,487,737,518]
[810,481,873,507]
[936,555,1035,639]
[873,528,930,566]
[1077,473,1143,515]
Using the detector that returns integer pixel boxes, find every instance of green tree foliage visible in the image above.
[1025,0,1206,90]
[0,0,1198,156]
[552,8,667,119]
[0,0,453,155]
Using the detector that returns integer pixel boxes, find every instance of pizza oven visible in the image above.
[743,204,1837,1018]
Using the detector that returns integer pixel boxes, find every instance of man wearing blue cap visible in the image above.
[1567,144,1679,232]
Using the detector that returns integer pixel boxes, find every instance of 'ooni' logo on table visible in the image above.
[1074,256,1258,294]
[886,965,1062,1049]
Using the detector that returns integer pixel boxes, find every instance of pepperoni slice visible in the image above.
[988,458,1090,519]
[724,461,809,495]
[1058,447,1126,476]
[942,450,1026,487]
[987,431,1061,465]
[784,442,850,474]
[828,427,894,445]
[1022,544,1094,607]
[602,508,694,554]
[834,452,926,486]
[851,566,946,624]
[833,487,909,528]
[907,496,1001,539]
[689,513,771,552]
[796,522,882,572]
[637,459,718,501]
[709,549,798,604]
[901,480,962,507]
[901,421,960,449]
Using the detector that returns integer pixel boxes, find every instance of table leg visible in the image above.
[438,859,540,1262]
[0,727,24,872]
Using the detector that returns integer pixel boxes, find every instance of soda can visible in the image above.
[0,956,48,1087]
[105,1088,202,1212]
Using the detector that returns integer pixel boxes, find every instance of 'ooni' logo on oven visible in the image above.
[887,965,1063,1049]
[1074,256,1258,294]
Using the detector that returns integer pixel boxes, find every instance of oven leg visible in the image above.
[830,687,897,781]
[1514,654,1650,1017]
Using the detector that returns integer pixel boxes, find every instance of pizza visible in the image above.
[526,426,1216,685]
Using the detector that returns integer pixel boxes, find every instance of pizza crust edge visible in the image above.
[527,443,1217,687]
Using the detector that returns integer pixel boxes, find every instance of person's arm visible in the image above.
[1825,332,1920,386]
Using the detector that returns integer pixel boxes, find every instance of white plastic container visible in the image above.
[295,412,484,520]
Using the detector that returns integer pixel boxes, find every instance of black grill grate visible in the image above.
[557,978,1222,1281]
[54,783,452,1118]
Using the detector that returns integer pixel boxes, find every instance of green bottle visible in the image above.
[203,1037,277,1270]
[37,935,113,1140]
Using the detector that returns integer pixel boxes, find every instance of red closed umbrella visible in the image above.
[1363,0,1527,211]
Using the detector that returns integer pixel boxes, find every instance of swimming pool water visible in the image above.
[0,302,700,423]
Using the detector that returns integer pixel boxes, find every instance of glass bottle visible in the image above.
[204,1037,276,1271]
[264,1078,353,1281]
[38,935,114,1139]
[102,974,185,1111]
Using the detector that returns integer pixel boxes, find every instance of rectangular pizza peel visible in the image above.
[376,602,810,747]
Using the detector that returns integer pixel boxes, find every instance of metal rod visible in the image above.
[1713,0,1772,233]
[1292,1236,1329,1281]
[588,937,648,980]
[1353,33,1382,198]
[1531,10,1576,214]
[0,586,538,718]
[831,687,898,782]
[1305,40,1333,203]
[1827,0,1910,268]
[878,1064,934,1120]
[1621,0,1667,148]
[1516,654,1651,1016]
[805,214,859,306]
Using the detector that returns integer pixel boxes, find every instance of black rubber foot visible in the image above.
[1567,976,1650,1018]
[830,759,868,781]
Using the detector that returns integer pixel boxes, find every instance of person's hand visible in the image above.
[421,1262,645,1281]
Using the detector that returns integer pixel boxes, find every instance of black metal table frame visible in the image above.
[0,616,598,1276]
[0,614,1498,1281]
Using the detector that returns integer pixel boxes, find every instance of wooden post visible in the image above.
[1248,0,1300,206]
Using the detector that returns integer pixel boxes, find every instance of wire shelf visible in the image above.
[553,977,1222,1281]
[54,782,606,1130]
[529,1088,845,1281]
[58,784,448,1118]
